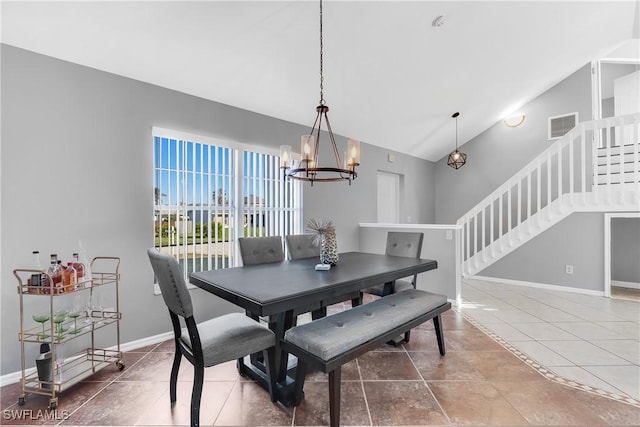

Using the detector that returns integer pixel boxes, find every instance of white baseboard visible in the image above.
[472,275,605,297]
[0,331,173,387]
[611,280,640,290]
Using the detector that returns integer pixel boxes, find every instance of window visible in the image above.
[153,127,302,287]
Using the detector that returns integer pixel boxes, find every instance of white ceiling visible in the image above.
[1,1,638,161]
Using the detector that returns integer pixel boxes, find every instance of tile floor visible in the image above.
[460,278,640,402]
[1,286,639,426]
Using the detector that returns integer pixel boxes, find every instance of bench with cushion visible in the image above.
[281,288,451,427]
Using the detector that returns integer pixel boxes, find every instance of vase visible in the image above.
[320,231,339,265]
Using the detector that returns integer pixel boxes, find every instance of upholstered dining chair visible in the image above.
[285,234,320,260]
[285,234,362,320]
[360,232,424,344]
[147,249,276,427]
[362,231,425,297]
[238,236,285,265]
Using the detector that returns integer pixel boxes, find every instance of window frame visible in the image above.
[152,127,303,294]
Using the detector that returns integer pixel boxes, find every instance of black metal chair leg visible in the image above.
[328,368,342,427]
[433,315,445,356]
[191,363,204,427]
[169,349,182,405]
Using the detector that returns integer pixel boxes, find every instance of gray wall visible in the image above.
[433,63,623,292]
[434,64,592,224]
[480,213,605,292]
[359,225,459,301]
[0,44,434,375]
[611,217,640,284]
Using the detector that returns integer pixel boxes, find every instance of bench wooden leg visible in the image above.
[293,359,308,406]
[263,347,277,402]
[328,368,342,427]
[433,315,446,356]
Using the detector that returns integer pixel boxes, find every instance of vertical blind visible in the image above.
[153,128,303,283]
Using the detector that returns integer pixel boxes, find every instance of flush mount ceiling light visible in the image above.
[280,0,360,185]
[447,112,467,170]
[504,114,526,128]
[432,15,446,27]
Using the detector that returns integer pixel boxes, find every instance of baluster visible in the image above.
[569,132,575,207]
[557,143,563,213]
[580,126,586,205]
[547,150,552,221]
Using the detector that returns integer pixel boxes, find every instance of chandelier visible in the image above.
[447,112,467,169]
[280,0,360,185]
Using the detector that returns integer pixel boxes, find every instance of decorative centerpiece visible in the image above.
[307,218,339,265]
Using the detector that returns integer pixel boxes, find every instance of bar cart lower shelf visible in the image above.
[14,257,123,410]
[18,348,124,409]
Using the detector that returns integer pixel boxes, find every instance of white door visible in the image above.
[377,171,400,223]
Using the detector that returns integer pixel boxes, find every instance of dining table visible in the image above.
[189,251,438,406]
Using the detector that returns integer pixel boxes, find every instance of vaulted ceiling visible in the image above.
[1,1,638,161]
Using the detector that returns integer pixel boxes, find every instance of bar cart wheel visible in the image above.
[116,360,125,371]
[17,396,25,406]
[48,399,57,410]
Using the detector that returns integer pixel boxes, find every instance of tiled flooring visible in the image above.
[461,278,640,402]
[1,288,639,426]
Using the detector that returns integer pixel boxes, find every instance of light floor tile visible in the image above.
[487,309,544,323]
[522,306,583,322]
[553,321,630,340]
[510,341,574,366]
[583,365,640,400]
[540,340,630,366]
[550,366,627,396]
[598,321,640,340]
[589,339,640,365]
[510,322,581,341]
[483,322,532,341]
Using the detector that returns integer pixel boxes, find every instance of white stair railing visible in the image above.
[458,113,640,277]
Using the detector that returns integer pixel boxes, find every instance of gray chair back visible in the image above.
[385,232,424,258]
[286,234,320,260]
[238,236,285,265]
[147,248,193,318]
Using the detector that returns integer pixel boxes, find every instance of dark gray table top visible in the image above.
[189,251,437,316]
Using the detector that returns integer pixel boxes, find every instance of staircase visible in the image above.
[458,113,640,277]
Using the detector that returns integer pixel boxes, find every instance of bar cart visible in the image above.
[14,257,123,409]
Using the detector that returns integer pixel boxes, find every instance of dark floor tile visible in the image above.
[134,379,235,426]
[293,381,369,426]
[428,380,527,425]
[357,352,421,381]
[214,381,292,425]
[151,339,175,353]
[444,329,506,352]
[129,343,161,353]
[402,329,448,352]
[409,351,484,381]
[492,380,613,425]
[83,351,146,382]
[305,359,360,382]
[1,382,23,410]
[117,351,175,382]
[363,381,448,425]
[1,381,107,425]
[466,351,543,382]
[569,388,640,425]
[63,381,166,425]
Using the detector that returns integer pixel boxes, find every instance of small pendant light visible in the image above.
[447,112,467,169]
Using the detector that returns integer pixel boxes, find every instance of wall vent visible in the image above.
[548,112,578,140]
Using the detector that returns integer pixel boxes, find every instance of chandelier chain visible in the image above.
[319,0,325,105]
